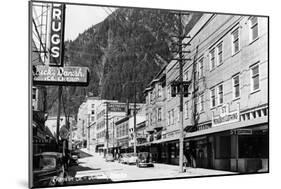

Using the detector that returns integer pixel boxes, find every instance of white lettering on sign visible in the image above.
[49,4,64,65]
[33,65,89,86]
[52,5,62,20]
[212,103,240,127]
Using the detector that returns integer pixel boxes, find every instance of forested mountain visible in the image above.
[47,8,202,117]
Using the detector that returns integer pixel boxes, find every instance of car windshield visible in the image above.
[34,155,56,171]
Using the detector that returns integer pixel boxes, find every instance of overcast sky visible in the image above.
[65,4,115,41]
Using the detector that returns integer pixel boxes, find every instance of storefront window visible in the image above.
[215,135,232,159]
[238,134,268,158]
[170,145,175,158]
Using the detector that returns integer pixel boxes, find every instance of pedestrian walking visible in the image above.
[183,152,188,172]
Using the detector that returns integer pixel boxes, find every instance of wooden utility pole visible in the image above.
[105,101,109,157]
[56,87,62,144]
[170,11,191,173]
[178,12,184,173]
[133,83,137,155]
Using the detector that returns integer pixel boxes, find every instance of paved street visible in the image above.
[67,148,236,183]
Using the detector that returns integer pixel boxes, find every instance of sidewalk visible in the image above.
[79,148,236,178]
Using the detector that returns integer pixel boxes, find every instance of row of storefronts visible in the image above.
[79,14,268,174]
[135,14,268,173]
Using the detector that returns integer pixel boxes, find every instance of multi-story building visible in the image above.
[95,100,118,152]
[144,14,268,173]
[96,101,144,153]
[76,96,102,149]
[143,67,167,162]
[108,115,124,156]
[180,14,268,173]
[128,105,146,148]
[115,116,130,153]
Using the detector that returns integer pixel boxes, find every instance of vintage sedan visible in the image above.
[105,153,115,162]
[33,152,65,187]
[119,154,130,164]
[136,152,154,168]
[128,155,138,165]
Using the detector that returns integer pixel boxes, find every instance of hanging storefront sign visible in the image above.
[212,103,240,127]
[33,65,89,86]
[49,3,65,66]
[230,129,253,135]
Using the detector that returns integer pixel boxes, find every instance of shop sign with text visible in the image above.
[33,65,89,86]
[108,103,127,112]
[212,103,240,127]
[49,3,65,66]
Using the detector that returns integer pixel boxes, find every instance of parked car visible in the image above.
[105,153,114,162]
[33,152,65,187]
[119,153,130,164]
[136,152,154,168]
[128,155,138,165]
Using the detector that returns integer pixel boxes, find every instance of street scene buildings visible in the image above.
[30,1,268,188]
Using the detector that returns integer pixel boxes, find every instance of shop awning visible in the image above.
[152,133,180,144]
[146,128,155,134]
[137,142,151,147]
[149,116,268,144]
[185,116,268,139]
[154,125,163,131]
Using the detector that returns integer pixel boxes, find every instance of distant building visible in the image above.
[76,96,102,150]
[128,105,146,148]
[95,100,144,153]
[115,116,130,153]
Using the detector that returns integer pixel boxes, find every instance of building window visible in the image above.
[184,70,189,81]
[91,116,95,122]
[209,48,215,70]
[177,106,180,122]
[199,58,204,78]
[32,87,37,100]
[250,17,258,41]
[167,86,171,100]
[199,94,204,112]
[233,75,240,99]
[251,64,260,91]
[167,111,171,126]
[150,91,153,103]
[232,28,240,54]
[171,109,174,125]
[218,84,223,105]
[158,85,162,98]
[91,104,95,108]
[194,97,198,113]
[210,88,216,108]
[185,101,189,119]
[158,108,162,121]
[217,42,223,65]
[91,110,95,114]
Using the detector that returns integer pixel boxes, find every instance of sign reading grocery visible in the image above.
[33,65,89,86]
[49,3,65,66]
[212,103,240,127]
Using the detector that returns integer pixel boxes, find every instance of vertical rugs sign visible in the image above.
[49,3,65,66]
